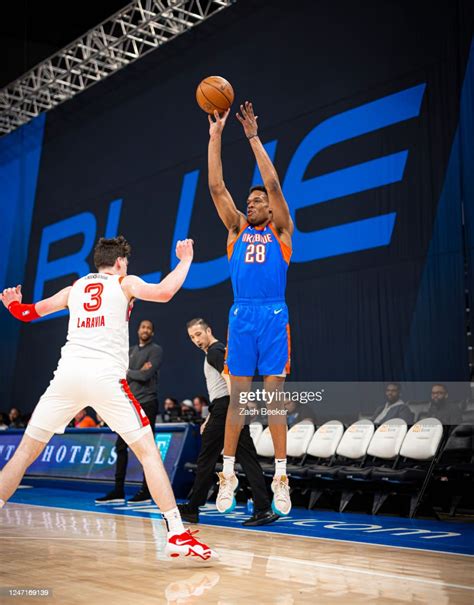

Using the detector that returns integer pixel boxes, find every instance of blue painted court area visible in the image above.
[9,482,474,557]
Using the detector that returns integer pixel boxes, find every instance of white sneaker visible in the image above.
[165,529,219,561]
[271,475,291,515]
[216,472,239,513]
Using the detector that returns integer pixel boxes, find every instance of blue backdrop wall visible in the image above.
[1,0,473,411]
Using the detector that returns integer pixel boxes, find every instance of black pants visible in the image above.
[115,398,157,494]
[188,396,270,512]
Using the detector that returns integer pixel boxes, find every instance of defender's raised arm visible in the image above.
[122,239,194,303]
[1,284,71,321]
[208,109,246,233]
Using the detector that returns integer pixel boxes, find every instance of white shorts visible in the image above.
[29,358,150,435]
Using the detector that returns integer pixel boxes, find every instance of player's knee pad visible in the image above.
[120,424,151,446]
[25,424,54,443]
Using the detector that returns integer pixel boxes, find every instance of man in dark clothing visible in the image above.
[420,384,463,427]
[372,383,414,425]
[96,319,163,505]
[178,318,278,527]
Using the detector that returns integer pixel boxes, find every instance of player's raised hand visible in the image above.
[175,239,194,263]
[1,285,22,308]
[208,109,230,137]
[236,101,258,139]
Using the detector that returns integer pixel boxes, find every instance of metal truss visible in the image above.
[0,0,233,136]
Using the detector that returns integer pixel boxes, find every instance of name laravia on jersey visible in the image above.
[76,315,105,328]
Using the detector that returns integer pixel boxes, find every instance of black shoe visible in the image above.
[127,490,152,505]
[178,503,199,524]
[242,509,279,526]
[95,489,125,504]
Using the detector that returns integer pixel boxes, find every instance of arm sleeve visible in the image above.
[206,346,225,373]
[127,346,163,382]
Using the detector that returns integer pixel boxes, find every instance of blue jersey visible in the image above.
[227,223,291,303]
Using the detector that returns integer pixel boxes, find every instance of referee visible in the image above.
[178,318,278,526]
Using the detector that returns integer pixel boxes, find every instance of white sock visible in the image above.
[0,499,5,509]
[275,458,287,477]
[163,507,185,536]
[222,455,235,477]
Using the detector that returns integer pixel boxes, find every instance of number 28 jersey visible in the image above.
[61,273,132,371]
[228,223,292,302]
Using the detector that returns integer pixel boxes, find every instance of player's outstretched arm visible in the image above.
[1,284,71,321]
[208,109,246,233]
[122,239,194,303]
[237,101,294,236]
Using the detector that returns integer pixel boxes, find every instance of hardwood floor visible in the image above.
[1,504,473,604]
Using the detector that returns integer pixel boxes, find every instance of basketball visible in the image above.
[196,76,234,114]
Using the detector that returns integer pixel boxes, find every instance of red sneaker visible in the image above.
[165,530,219,561]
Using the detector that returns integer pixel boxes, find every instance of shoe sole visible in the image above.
[216,478,239,514]
[127,499,152,505]
[95,499,125,505]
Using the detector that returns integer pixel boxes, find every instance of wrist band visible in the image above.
[8,301,40,322]
[247,134,258,140]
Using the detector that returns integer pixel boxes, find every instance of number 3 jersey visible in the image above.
[61,273,131,372]
[228,222,291,302]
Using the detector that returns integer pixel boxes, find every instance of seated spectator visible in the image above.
[0,412,9,430]
[192,395,209,419]
[9,407,25,428]
[180,399,197,422]
[74,408,97,428]
[163,397,181,422]
[419,384,463,426]
[372,383,414,425]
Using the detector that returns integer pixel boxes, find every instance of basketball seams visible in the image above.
[199,83,229,112]
[204,80,233,105]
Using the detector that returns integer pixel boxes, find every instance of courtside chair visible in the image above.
[289,420,344,480]
[370,417,443,517]
[432,423,474,516]
[307,419,375,509]
[337,418,408,512]
[287,419,344,506]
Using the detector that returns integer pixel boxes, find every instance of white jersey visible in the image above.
[60,272,131,371]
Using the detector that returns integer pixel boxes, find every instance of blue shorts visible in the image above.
[225,300,291,377]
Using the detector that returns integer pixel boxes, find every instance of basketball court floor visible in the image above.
[1,482,473,604]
